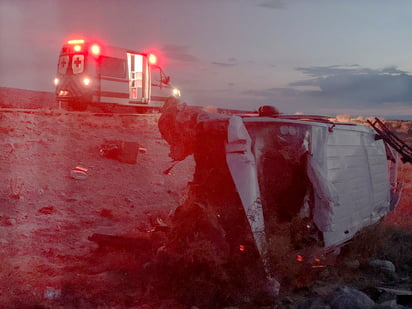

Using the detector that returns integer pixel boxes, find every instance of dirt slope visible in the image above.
[0,109,194,307]
[0,87,55,109]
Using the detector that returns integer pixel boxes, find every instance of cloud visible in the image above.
[161,44,199,62]
[257,0,286,9]
[240,65,412,117]
[212,57,237,67]
[291,65,412,106]
[212,62,236,67]
[243,87,303,98]
[294,65,407,79]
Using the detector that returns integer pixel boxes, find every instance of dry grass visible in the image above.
[339,223,412,277]
[384,162,412,230]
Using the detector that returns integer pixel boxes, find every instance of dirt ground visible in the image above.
[0,88,411,308]
[0,109,195,308]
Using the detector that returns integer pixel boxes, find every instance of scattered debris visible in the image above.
[376,287,412,307]
[0,217,16,226]
[38,206,55,215]
[43,287,61,300]
[153,217,169,232]
[369,259,396,274]
[70,166,88,180]
[99,208,113,218]
[9,177,23,199]
[100,140,144,164]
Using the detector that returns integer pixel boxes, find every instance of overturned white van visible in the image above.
[158,99,405,295]
[228,115,402,253]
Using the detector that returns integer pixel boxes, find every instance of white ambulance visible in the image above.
[54,39,181,111]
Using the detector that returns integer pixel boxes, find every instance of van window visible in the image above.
[101,56,126,78]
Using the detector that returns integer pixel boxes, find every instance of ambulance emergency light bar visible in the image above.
[66,39,157,64]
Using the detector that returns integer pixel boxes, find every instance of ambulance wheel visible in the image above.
[71,101,88,111]
[58,101,73,111]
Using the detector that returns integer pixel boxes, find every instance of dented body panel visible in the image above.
[234,117,397,250]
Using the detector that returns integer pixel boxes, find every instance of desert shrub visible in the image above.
[141,202,237,307]
[339,222,389,263]
[266,232,307,289]
[378,228,412,272]
[339,223,412,273]
[264,217,326,291]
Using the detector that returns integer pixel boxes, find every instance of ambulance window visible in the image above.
[101,57,126,78]
[58,55,69,74]
[72,55,85,74]
[151,66,161,83]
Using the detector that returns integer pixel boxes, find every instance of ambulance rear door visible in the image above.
[127,53,150,104]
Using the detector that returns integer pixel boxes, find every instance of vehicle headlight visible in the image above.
[83,77,91,86]
[173,88,181,97]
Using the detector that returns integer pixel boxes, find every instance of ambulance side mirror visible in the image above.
[163,76,170,85]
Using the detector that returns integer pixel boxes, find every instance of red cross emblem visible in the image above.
[74,57,82,68]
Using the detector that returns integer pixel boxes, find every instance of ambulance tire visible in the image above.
[58,101,73,111]
[70,100,88,111]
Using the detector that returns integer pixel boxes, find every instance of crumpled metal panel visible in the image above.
[225,116,397,249]
[225,116,266,256]
[308,124,393,247]
[225,116,280,295]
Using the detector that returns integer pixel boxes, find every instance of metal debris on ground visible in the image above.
[99,140,143,164]
[70,166,88,180]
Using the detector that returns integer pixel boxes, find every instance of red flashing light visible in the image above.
[73,45,82,52]
[239,245,246,252]
[148,53,157,65]
[68,39,85,45]
[296,255,304,262]
[90,44,100,56]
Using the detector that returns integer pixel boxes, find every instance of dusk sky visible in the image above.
[1,0,412,118]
